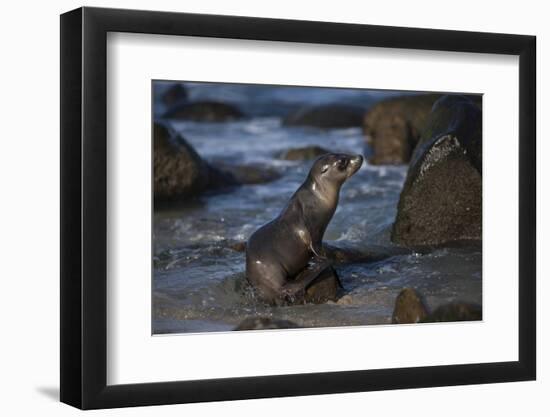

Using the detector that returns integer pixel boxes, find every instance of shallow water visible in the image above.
[153,85,482,334]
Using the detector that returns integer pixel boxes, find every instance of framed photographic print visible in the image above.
[60,6,536,409]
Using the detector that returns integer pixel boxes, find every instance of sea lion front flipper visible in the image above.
[309,241,327,259]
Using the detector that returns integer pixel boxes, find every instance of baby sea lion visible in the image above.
[246,153,363,305]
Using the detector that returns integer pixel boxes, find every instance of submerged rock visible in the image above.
[391,95,482,246]
[161,83,188,106]
[234,317,300,331]
[323,243,366,263]
[278,145,331,161]
[163,100,244,122]
[215,162,282,185]
[363,94,442,165]
[227,240,247,253]
[283,104,366,129]
[323,242,412,264]
[392,288,429,324]
[392,288,482,324]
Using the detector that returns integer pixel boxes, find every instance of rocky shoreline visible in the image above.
[155,90,482,248]
[153,83,482,330]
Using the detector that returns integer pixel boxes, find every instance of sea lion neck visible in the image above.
[304,173,340,204]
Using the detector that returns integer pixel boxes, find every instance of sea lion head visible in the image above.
[309,153,363,186]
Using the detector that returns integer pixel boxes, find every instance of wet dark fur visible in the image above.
[246,153,363,304]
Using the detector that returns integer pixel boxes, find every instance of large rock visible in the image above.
[364,94,442,165]
[391,95,482,246]
[283,104,366,129]
[154,122,280,201]
[154,122,212,201]
[163,101,244,122]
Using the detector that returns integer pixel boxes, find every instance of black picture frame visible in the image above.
[60,6,536,410]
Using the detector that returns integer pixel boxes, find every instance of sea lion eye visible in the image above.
[337,159,348,171]
[321,164,330,174]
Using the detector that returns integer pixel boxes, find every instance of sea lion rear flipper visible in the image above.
[281,260,332,302]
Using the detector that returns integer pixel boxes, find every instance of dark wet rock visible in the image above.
[412,95,482,172]
[423,302,482,322]
[278,145,331,161]
[283,104,366,129]
[161,83,188,106]
[205,165,239,189]
[214,162,282,185]
[278,266,341,306]
[303,266,341,304]
[323,242,412,264]
[154,122,283,201]
[163,100,244,122]
[392,288,429,324]
[364,94,482,165]
[364,94,442,165]
[234,317,300,331]
[154,122,211,200]
[227,240,247,253]
[391,95,482,246]
[392,288,482,324]
[323,243,366,263]
[154,122,236,201]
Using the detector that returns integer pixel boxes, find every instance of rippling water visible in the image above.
[152,83,482,334]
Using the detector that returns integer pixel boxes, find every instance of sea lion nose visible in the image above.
[350,155,363,166]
